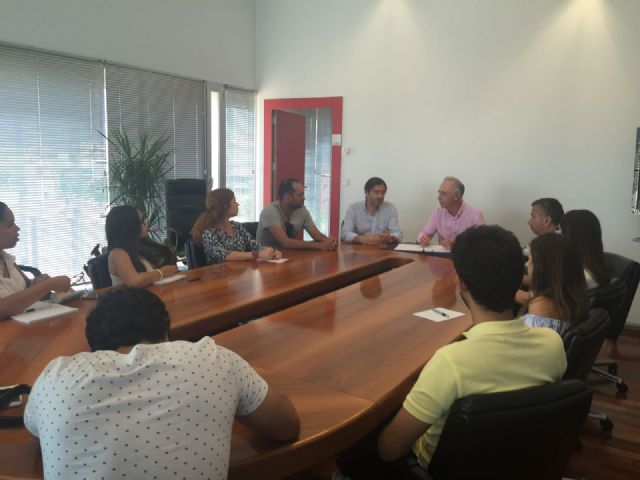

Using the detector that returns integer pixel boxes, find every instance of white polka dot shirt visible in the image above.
[24,337,268,480]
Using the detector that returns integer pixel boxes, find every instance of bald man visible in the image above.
[417,177,484,249]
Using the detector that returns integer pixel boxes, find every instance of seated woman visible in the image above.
[106,206,178,287]
[191,188,282,264]
[560,209,610,289]
[521,233,589,336]
[0,201,71,319]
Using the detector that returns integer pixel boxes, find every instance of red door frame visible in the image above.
[264,96,343,238]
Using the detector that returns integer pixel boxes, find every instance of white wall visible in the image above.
[0,0,256,88]
[256,0,640,324]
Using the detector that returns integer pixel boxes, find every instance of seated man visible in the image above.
[24,288,300,479]
[257,178,337,250]
[528,197,564,235]
[341,177,402,245]
[377,225,567,472]
[417,177,484,248]
[519,197,564,295]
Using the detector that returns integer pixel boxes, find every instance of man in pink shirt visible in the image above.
[417,177,484,248]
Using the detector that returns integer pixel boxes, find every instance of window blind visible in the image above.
[104,65,206,233]
[225,87,256,222]
[0,44,108,278]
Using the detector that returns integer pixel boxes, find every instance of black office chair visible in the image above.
[87,254,112,290]
[588,278,629,393]
[17,265,42,278]
[416,380,592,480]
[165,179,207,252]
[184,239,207,269]
[242,221,259,240]
[563,308,613,430]
[592,253,640,388]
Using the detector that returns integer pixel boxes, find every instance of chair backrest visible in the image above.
[184,239,207,269]
[589,277,627,340]
[563,308,610,381]
[87,254,112,290]
[603,252,640,340]
[165,179,207,252]
[428,379,592,480]
[242,221,259,240]
[17,264,42,278]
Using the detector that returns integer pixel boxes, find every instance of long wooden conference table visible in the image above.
[0,245,471,479]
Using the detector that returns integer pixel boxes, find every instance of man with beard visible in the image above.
[341,177,402,245]
[257,178,337,250]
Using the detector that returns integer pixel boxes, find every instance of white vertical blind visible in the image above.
[0,44,108,277]
[225,87,256,222]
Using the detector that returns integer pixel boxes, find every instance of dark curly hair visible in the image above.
[452,225,525,312]
[85,288,171,351]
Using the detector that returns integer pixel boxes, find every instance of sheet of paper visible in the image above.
[267,258,289,264]
[154,274,186,286]
[11,301,78,325]
[424,245,450,253]
[394,243,425,253]
[413,308,465,322]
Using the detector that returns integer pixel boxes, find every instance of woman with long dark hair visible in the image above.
[522,233,589,335]
[560,209,610,288]
[191,188,281,264]
[0,201,71,319]
[106,206,177,287]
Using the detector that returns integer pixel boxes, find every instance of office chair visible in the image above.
[87,254,112,290]
[242,221,259,240]
[184,239,207,269]
[588,278,629,393]
[17,265,42,278]
[591,253,640,389]
[415,380,592,480]
[563,308,613,431]
[165,179,207,252]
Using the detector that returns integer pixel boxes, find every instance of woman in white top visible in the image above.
[521,233,589,336]
[0,201,71,319]
[106,206,177,288]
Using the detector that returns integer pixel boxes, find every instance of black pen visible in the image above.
[432,308,449,318]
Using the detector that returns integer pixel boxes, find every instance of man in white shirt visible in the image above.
[24,288,299,480]
[341,177,402,245]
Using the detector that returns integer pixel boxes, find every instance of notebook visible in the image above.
[395,243,450,254]
[11,301,78,325]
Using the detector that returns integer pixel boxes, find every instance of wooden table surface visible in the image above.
[0,245,471,479]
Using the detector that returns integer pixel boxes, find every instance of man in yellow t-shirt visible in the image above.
[378,225,567,470]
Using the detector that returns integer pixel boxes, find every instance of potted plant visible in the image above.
[101,128,173,240]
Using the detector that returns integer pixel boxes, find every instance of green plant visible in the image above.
[101,128,173,239]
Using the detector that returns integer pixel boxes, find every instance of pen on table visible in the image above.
[432,308,449,318]
[25,308,35,313]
